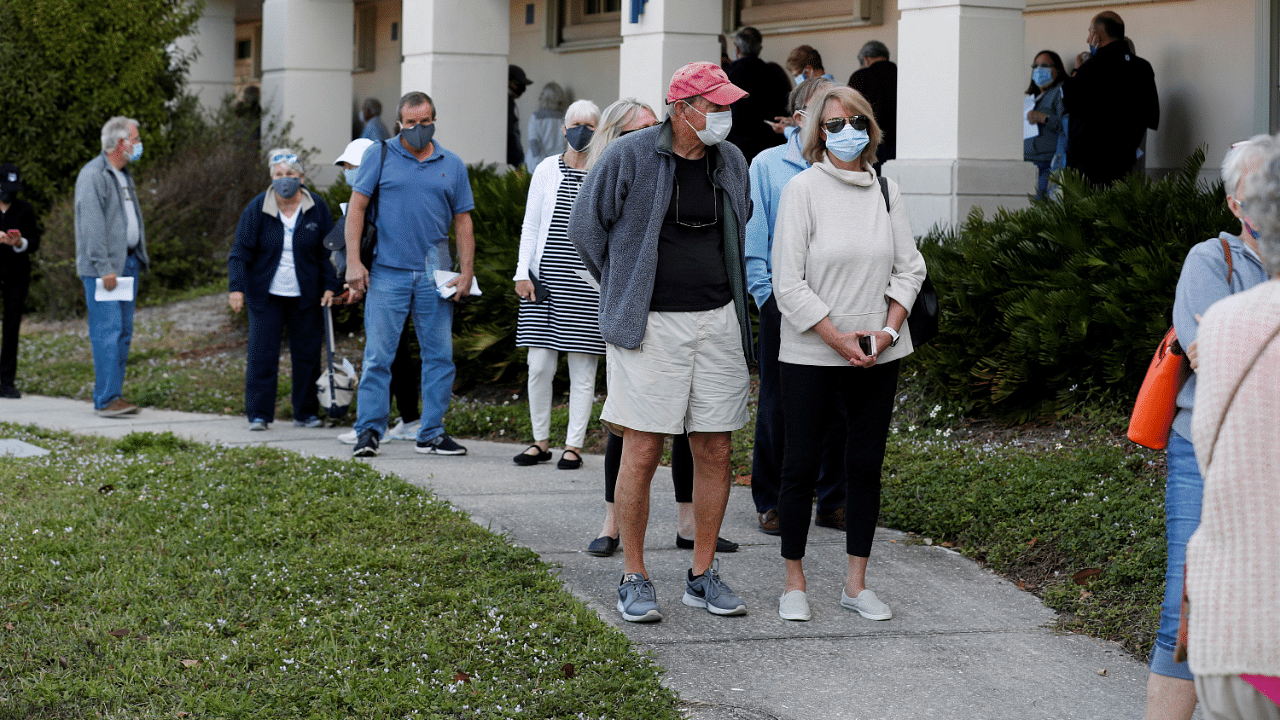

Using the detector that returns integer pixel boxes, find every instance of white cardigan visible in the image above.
[513,154,566,282]
[771,160,926,366]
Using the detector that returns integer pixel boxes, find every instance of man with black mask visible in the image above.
[508,65,534,168]
[0,164,39,398]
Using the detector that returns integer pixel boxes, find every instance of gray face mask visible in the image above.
[400,123,435,150]
[272,176,302,199]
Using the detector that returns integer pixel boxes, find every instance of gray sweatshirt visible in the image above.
[569,119,754,360]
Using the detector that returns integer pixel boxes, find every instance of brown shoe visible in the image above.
[816,506,846,531]
[95,398,139,418]
[758,508,781,535]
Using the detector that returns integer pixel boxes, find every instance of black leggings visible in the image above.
[778,360,899,560]
[389,316,420,423]
[603,431,693,504]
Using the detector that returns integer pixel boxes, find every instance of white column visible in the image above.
[618,0,722,117]
[884,0,1036,233]
[400,0,508,166]
[179,0,236,112]
[260,0,354,186]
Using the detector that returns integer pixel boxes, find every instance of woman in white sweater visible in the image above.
[1185,142,1280,720]
[771,85,926,622]
[511,99,601,469]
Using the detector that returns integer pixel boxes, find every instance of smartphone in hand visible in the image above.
[858,335,876,357]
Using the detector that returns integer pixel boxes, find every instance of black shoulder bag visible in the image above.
[877,176,938,345]
[359,140,389,268]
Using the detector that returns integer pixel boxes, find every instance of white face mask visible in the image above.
[681,100,732,146]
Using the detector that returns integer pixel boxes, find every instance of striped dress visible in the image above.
[515,157,605,355]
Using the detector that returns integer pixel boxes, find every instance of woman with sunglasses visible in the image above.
[770,86,925,622]
[1024,50,1067,199]
[228,147,339,431]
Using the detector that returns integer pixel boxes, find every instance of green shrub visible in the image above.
[913,150,1235,420]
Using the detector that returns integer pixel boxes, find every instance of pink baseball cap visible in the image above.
[666,61,748,106]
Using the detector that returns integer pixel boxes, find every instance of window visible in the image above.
[549,0,623,51]
[354,4,377,73]
[236,39,252,61]
[737,0,882,31]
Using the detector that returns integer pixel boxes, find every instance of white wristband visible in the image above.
[882,325,899,347]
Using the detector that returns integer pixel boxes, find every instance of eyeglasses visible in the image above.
[270,152,298,166]
[618,122,659,137]
[673,157,718,229]
[822,116,869,134]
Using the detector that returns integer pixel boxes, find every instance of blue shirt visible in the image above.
[352,137,475,272]
[744,126,808,308]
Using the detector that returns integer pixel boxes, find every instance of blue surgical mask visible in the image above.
[565,125,594,152]
[127,140,143,163]
[794,73,806,86]
[400,123,435,151]
[1032,67,1053,87]
[824,125,870,163]
[343,168,359,186]
[272,176,302,199]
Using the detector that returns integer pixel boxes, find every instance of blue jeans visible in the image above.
[1033,159,1052,200]
[355,265,454,442]
[82,254,141,409]
[1150,430,1201,681]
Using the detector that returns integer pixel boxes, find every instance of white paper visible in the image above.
[1023,96,1040,140]
[433,270,481,299]
[94,276,135,302]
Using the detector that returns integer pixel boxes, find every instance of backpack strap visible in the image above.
[877,175,890,214]
[1219,236,1234,288]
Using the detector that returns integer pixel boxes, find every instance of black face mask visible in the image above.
[564,125,594,152]
[401,123,435,151]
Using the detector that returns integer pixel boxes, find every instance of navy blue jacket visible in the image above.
[229,188,339,312]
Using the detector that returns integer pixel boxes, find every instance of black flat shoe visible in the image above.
[586,535,619,557]
[675,534,739,553]
[513,445,552,466]
[557,449,583,470]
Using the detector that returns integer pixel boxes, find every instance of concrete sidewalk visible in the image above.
[3,395,1173,719]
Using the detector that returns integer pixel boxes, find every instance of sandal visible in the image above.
[557,449,583,470]
[513,444,552,466]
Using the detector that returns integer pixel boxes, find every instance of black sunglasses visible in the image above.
[823,115,870,134]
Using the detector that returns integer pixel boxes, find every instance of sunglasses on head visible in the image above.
[822,116,869,134]
[270,152,299,166]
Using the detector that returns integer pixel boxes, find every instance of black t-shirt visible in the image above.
[649,153,731,312]
[0,198,40,272]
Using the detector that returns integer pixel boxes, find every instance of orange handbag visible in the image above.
[1127,326,1190,450]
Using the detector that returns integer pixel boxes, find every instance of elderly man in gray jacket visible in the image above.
[570,62,754,623]
[75,116,150,417]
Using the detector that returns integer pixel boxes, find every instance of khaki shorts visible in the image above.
[601,304,750,435]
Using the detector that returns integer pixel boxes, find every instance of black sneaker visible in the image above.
[0,386,20,399]
[415,434,467,455]
[352,429,380,457]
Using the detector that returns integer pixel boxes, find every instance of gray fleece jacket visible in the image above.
[569,119,754,360]
[74,153,150,277]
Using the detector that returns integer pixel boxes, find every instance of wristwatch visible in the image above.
[882,326,899,347]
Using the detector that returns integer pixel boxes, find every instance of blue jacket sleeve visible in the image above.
[228,197,262,295]
[744,158,773,309]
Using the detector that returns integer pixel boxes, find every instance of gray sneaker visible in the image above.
[682,559,746,616]
[617,573,662,623]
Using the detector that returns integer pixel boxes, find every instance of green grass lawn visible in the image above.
[0,425,681,719]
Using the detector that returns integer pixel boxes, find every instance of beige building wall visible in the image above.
[509,2,620,128]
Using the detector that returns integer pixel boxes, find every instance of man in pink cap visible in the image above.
[570,61,754,623]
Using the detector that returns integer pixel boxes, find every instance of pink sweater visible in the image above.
[1187,279,1280,677]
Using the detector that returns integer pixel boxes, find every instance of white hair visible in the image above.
[1222,134,1280,199]
[100,116,139,153]
[1243,133,1280,276]
[265,146,305,176]
[564,99,600,127]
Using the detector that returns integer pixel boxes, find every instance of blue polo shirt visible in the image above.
[352,136,475,271]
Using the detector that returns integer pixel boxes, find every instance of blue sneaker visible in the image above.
[682,559,746,616]
[617,573,662,623]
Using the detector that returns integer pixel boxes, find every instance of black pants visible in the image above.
[751,295,846,515]
[603,431,693,504]
[0,265,29,389]
[389,316,420,423]
[245,295,322,422]
[778,360,899,560]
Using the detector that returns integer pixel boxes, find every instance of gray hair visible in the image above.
[100,116,139,153]
[1222,134,1280,199]
[265,146,305,176]
[564,99,600,127]
[734,27,763,57]
[859,40,890,61]
[1244,133,1280,276]
[398,91,435,122]
[585,98,656,171]
[361,97,382,121]
[789,76,834,115]
[538,82,566,112]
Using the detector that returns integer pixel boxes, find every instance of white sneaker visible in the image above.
[336,429,358,445]
[387,418,420,441]
[778,590,811,621]
[841,588,892,620]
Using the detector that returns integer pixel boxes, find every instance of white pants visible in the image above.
[526,347,600,448]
